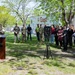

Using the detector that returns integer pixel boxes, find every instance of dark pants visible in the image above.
[63,37,67,51]
[27,33,32,40]
[36,32,40,41]
[74,39,75,45]
[63,43,67,51]
[74,37,75,45]
[68,37,72,47]
[55,35,59,46]
[59,40,62,47]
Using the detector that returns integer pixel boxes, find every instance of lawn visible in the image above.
[0,32,75,75]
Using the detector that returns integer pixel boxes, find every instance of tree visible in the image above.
[36,0,75,25]
[3,0,39,40]
[33,7,44,16]
[3,0,39,26]
[0,6,16,27]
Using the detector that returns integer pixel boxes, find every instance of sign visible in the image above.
[40,17,47,22]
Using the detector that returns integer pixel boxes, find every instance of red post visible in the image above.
[0,37,5,59]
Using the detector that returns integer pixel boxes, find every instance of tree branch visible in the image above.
[61,0,68,25]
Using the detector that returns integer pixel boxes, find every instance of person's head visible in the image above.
[51,24,55,28]
[71,25,74,30]
[28,24,30,27]
[56,25,59,29]
[53,24,55,27]
[59,26,62,30]
[69,25,72,29]
[23,24,25,27]
[37,24,39,27]
[51,25,53,28]
[63,26,67,30]
[40,24,42,27]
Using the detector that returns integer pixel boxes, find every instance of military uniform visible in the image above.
[13,25,20,43]
[0,24,4,35]
[39,26,44,42]
[21,26,26,42]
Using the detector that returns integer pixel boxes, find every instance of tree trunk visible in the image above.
[61,0,74,25]
[61,0,68,25]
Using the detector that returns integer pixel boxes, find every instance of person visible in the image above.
[67,25,73,48]
[57,26,63,48]
[27,24,32,40]
[44,25,51,42]
[21,24,26,42]
[55,25,59,46]
[50,25,55,44]
[13,23,20,43]
[62,26,68,51]
[35,24,40,41]
[44,25,47,41]
[73,30,75,45]
[71,25,75,45]
[0,24,5,35]
[39,24,44,42]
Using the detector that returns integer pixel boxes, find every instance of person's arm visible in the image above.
[31,28,32,30]
[30,27,32,33]
[72,30,74,34]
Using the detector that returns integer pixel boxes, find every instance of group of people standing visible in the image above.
[13,23,32,43]
[50,24,75,51]
[35,24,44,42]
[35,24,75,51]
[13,23,75,51]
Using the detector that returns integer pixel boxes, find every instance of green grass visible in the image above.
[0,32,75,75]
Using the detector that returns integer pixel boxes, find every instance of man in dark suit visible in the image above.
[67,25,73,48]
[27,24,32,40]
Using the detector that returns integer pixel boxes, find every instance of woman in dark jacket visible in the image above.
[62,26,68,51]
[55,25,59,46]
[67,25,73,48]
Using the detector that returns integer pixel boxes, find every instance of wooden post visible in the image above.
[46,44,49,59]
[0,36,5,59]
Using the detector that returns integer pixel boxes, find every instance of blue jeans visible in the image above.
[50,34,54,44]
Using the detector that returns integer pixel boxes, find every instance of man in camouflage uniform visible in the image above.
[21,24,26,42]
[13,23,20,43]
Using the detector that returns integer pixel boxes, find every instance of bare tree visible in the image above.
[3,0,39,26]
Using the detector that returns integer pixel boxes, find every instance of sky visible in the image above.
[26,1,40,8]
[0,0,40,8]
[0,0,5,6]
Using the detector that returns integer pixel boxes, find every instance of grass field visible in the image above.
[0,32,75,75]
